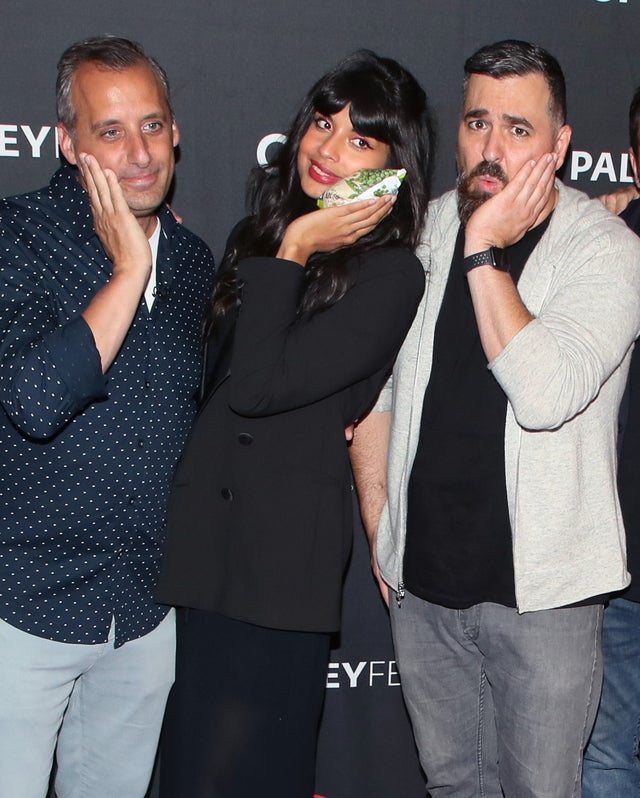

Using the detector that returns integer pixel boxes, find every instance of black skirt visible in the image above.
[159,607,330,798]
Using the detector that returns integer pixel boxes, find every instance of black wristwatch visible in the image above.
[463,247,509,274]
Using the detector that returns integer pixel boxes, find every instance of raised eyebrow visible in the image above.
[462,109,533,130]
[503,114,533,129]
[463,107,488,121]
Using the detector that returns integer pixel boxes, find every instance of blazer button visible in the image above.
[238,433,253,446]
[221,488,234,501]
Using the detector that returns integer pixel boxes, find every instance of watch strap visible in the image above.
[463,247,509,274]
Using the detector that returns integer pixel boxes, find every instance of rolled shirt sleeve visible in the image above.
[0,311,107,440]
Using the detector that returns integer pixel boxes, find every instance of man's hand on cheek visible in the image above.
[464,153,558,254]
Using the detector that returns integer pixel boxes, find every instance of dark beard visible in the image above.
[456,160,508,226]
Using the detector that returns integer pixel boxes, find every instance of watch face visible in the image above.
[491,247,509,272]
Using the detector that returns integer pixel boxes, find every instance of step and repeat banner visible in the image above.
[1,1,638,796]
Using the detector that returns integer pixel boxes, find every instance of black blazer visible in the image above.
[156,247,425,632]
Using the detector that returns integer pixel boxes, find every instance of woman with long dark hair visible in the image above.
[157,50,434,798]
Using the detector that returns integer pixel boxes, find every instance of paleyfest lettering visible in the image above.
[326,660,401,689]
[256,132,286,167]
[570,150,635,183]
[0,125,58,158]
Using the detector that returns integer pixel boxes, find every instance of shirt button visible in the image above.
[137,439,145,448]
[221,488,233,501]
[128,496,136,505]
[238,433,253,446]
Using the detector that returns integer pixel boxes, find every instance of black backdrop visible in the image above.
[2,1,639,795]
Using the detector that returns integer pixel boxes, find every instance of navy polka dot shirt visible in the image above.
[0,165,215,646]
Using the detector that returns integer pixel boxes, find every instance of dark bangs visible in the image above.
[311,74,401,148]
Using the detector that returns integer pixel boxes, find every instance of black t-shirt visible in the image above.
[404,217,550,608]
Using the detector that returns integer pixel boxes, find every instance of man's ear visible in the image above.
[172,119,180,149]
[57,122,77,165]
[630,147,640,190]
[553,124,572,171]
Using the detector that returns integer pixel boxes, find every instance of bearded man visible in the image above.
[351,39,640,797]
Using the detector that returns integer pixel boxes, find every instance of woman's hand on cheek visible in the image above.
[276,195,395,266]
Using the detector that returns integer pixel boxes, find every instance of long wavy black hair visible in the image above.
[206,49,435,333]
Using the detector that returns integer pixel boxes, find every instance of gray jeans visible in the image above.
[390,592,603,798]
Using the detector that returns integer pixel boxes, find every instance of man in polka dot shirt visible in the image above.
[0,36,215,797]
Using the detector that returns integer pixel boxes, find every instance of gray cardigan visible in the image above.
[376,182,640,612]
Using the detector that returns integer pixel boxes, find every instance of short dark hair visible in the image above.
[56,35,172,131]
[629,85,640,156]
[463,39,567,128]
